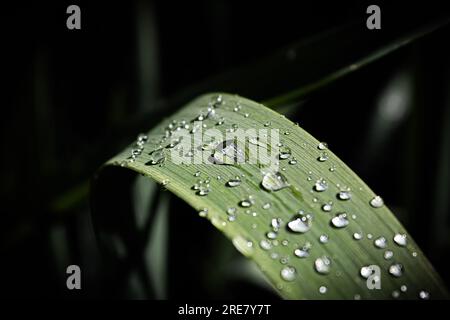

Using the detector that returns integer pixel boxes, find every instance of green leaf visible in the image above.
[92,93,448,299]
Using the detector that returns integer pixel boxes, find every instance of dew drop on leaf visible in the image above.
[232,236,254,257]
[280,266,297,282]
[261,171,290,191]
[314,178,328,192]
[287,216,311,233]
[388,263,403,277]
[331,213,349,228]
[374,236,387,249]
[370,195,384,208]
[315,256,331,274]
[337,190,352,200]
[393,233,407,247]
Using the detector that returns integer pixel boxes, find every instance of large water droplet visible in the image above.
[319,286,328,294]
[280,266,297,282]
[393,233,407,247]
[370,196,384,208]
[232,236,254,257]
[287,216,311,233]
[314,178,328,192]
[388,263,403,277]
[331,213,349,228]
[239,199,253,208]
[261,171,290,192]
[315,256,331,274]
[374,236,387,249]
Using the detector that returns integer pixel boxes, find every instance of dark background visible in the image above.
[1,1,450,298]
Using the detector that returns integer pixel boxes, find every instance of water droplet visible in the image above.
[400,285,407,292]
[261,171,290,191]
[271,218,282,230]
[279,146,291,160]
[287,216,311,233]
[319,286,327,294]
[289,158,297,165]
[280,266,297,282]
[384,250,394,260]
[266,231,278,239]
[374,236,387,249]
[319,234,329,244]
[262,202,271,210]
[412,252,418,257]
[388,263,403,277]
[198,208,208,218]
[354,294,361,300]
[370,195,384,208]
[146,149,165,165]
[329,165,336,172]
[318,142,328,150]
[314,178,328,192]
[360,265,377,279]
[264,121,271,127]
[322,202,333,212]
[353,232,363,240]
[367,233,373,239]
[393,233,407,247]
[318,152,329,162]
[211,216,227,230]
[294,242,311,258]
[259,239,272,250]
[194,171,201,177]
[226,178,241,187]
[232,236,254,257]
[331,213,349,228]
[337,191,352,200]
[315,256,331,274]
[239,199,252,208]
[227,207,237,215]
[392,290,400,298]
[196,187,210,196]
[419,290,430,300]
[212,140,245,165]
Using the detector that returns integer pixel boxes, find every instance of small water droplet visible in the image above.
[262,202,271,210]
[227,207,237,215]
[384,250,394,260]
[280,266,297,282]
[353,232,363,240]
[239,199,253,208]
[392,290,400,298]
[271,218,282,230]
[279,146,292,160]
[329,165,336,172]
[400,285,407,292]
[196,187,210,196]
[388,263,403,277]
[315,256,331,274]
[393,233,407,247]
[259,239,272,250]
[374,236,387,249]
[419,290,430,300]
[369,195,384,208]
[314,178,328,192]
[146,149,165,165]
[194,171,201,177]
[318,152,329,162]
[337,191,352,200]
[287,216,311,233]
[322,202,333,212]
[354,294,361,300]
[360,265,377,279]
[232,236,254,257]
[261,171,290,192]
[318,142,328,150]
[331,213,349,228]
[294,246,310,258]
[226,178,241,187]
[264,121,271,127]
[266,231,278,239]
[367,233,373,239]
[319,286,327,294]
[198,208,208,218]
[319,234,329,243]
[288,158,297,165]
